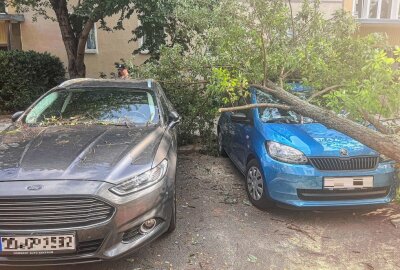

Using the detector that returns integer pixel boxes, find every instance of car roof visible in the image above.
[56,78,160,92]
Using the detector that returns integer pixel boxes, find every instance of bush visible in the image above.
[0,50,65,113]
[128,46,223,152]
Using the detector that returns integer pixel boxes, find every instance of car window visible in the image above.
[157,85,176,123]
[24,88,160,126]
[236,96,252,118]
[159,95,170,123]
[255,89,314,124]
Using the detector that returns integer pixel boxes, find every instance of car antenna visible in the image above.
[147,79,152,89]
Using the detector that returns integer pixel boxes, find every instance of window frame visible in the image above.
[352,0,400,21]
[137,20,150,55]
[85,24,98,54]
[0,0,7,14]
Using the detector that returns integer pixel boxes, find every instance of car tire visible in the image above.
[245,159,275,210]
[166,190,176,234]
[217,131,228,157]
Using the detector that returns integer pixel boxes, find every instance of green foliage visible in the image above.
[0,50,65,112]
[9,0,188,60]
[9,0,136,31]
[130,0,176,57]
[129,45,223,150]
[324,48,400,121]
[208,68,249,105]
[131,0,220,59]
[129,0,399,150]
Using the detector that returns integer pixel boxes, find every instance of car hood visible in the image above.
[0,124,165,182]
[263,123,377,157]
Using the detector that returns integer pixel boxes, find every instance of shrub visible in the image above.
[0,50,65,113]
[128,46,222,152]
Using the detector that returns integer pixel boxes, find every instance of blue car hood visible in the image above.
[263,123,377,157]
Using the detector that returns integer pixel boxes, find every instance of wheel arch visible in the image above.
[246,153,257,167]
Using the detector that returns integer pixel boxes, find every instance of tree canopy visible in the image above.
[132,0,400,161]
[8,0,179,77]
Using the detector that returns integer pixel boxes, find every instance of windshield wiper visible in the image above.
[263,117,299,124]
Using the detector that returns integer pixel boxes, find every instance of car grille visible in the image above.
[0,197,115,230]
[309,156,379,171]
[76,239,104,255]
[298,187,390,201]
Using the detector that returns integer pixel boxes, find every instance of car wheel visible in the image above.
[245,159,275,210]
[217,131,228,157]
[166,190,176,234]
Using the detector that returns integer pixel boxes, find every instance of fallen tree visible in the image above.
[134,0,400,159]
[219,82,400,163]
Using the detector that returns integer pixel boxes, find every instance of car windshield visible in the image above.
[24,88,160,126]
[256,90,314,124]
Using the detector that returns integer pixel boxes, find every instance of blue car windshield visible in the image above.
[256,91,314,124]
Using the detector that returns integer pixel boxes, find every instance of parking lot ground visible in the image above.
[0,116,10,131]
[4,153,400,270]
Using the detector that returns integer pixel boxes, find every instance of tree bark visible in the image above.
[221,81,400,163]
[219,103,291,113]
[49,0,88,78]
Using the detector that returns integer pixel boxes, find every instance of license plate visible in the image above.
[324,176,373,189]
[0,234,76,255]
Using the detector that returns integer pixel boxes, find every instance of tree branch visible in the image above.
[249,83,277,93]
[77,19,94,59]
[248,82,400,162]
[160,80,208,85]
[307,85,344,102]
[360,110,400,135]
[219,103,291,113]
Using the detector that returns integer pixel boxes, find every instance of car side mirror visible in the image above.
[231,112,251,124]
[168,111,181,128]
[11,111,24,123]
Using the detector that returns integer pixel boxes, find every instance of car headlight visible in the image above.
[110,159,168,196]
[266,141,308,164]
[379,154,393,163]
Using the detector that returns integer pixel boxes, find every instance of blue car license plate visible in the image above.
[324,176,374,189]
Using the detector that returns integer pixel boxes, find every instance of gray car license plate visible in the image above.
[0,234,76,255]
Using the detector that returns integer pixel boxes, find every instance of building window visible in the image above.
[85,25,98,54]
[138,33,150,55]
[398,0,400,17]
[0,0,6,14]
[353,0,400,20]
[0,21,8,50]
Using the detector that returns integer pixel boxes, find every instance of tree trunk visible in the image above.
[252,82,400,163]
[49,0,87,78]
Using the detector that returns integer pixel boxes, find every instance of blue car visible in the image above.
[217,87,398,209]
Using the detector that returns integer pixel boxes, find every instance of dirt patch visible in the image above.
[8,154,400,270]
[0,116,10,131]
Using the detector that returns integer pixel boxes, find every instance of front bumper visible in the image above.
[261,156,398,209]
[0,178,173,266]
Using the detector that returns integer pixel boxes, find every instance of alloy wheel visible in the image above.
[247,166,264,201]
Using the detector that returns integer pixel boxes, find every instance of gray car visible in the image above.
[0,79,180,266]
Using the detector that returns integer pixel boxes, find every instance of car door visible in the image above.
[218,111,234,154]
[230,97,253,172]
